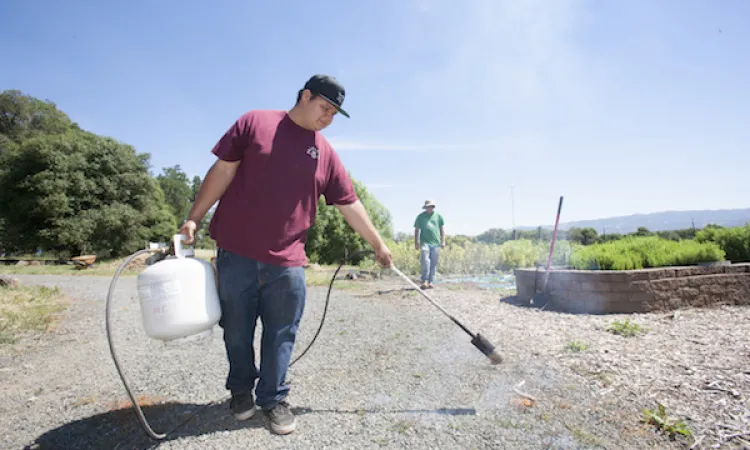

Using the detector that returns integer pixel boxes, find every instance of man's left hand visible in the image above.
[441,242,446,248]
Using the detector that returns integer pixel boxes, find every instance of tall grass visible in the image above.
[569,236,725,270]
[373,239,577,276]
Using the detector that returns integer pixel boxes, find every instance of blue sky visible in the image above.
[2,0,748,236]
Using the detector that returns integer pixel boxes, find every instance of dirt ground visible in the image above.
[1,273,748,449]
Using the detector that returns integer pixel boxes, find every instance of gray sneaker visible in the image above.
[230,393,256,421]
[264,400,296,435]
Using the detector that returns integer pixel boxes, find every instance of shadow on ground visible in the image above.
[500,294,548,310]
[23,401,476,449]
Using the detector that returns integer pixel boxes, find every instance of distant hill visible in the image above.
[523,208,750,235]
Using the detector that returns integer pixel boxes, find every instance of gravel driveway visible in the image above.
[0,273,707,449]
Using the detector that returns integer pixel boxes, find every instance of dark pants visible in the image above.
[215,248,306,409]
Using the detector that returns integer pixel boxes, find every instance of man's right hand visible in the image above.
[415,244,420,251]
[179,220,198,245]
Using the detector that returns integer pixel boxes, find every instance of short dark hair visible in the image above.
[296,89,319,105]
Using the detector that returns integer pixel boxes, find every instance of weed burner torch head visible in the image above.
[471,333,503,365]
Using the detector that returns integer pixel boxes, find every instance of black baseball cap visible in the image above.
[303,74,350,118]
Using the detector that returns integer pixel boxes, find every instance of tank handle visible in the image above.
[172,234,195,259]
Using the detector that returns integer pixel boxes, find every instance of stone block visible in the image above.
[667,297,684,309]
[717,274,750,285]
[629,268,674,281]
[725,263,750,274]
[629,292,658,310]
[607,299,647,314]
[677,287,700,300]
[561,280,582,291]
[650,278,691,290]
[673,267,703,277]
[629,280,652,291]
[579,281,610,292]
[578,292,608,314]
[699,284,724,295]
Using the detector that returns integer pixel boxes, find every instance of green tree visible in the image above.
[599,232,623,242]
[566,227,599,245]
[185,175,216,249]
[157,165,192,223]
[476,228,511,245]
[305,177,393,264]
[0,90,74,150]
[0,126,174,257]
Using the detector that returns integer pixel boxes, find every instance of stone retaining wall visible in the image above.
[513,263,750,314]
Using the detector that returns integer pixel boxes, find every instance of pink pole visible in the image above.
[542,196,564,289]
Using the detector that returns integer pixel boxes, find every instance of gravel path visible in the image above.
[1,273,725,449]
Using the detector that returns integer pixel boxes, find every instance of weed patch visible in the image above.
[607,318,646,337]
[565,340,589,352]
[0,285,68,344]
[641,403,692,440]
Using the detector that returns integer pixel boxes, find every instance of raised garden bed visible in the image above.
[514,263,750,314]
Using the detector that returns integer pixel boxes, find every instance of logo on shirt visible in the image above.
[306,146,319,160]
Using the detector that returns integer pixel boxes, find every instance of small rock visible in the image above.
[0,275,20,288]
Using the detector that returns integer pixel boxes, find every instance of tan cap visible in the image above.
[422,200,436,209]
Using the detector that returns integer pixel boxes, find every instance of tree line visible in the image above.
[0,90,393,262]
[470,225,708,246]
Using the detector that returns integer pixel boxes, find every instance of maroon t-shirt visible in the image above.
[207,110,358,267]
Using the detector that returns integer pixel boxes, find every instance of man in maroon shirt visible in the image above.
[179,74,392,435]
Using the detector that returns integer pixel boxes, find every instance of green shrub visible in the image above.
[695,224,750,262]
[607,319,646,337]
[569,236,725,270]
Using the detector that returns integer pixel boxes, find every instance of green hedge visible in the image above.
[695,225,750,262]
[569,236,725,270]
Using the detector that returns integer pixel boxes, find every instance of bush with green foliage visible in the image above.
[0,90,176,257]
[569,236,725,270]
[694,224,750,262]
[305,178,393,265]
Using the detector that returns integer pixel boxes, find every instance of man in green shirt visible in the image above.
[414,200,446,289]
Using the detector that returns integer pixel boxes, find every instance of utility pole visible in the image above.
[510,185,516,240]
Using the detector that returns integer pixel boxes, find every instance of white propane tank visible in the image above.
[136,234,222,341]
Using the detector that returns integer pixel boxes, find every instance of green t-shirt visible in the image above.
[414,211,445,246]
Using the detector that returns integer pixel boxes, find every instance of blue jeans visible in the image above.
[215,248,306,409]
[420,244,440,283]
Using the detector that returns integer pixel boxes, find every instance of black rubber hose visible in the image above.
[105,249,170,440]
[289,249,374,367]
[107,247,374,441]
